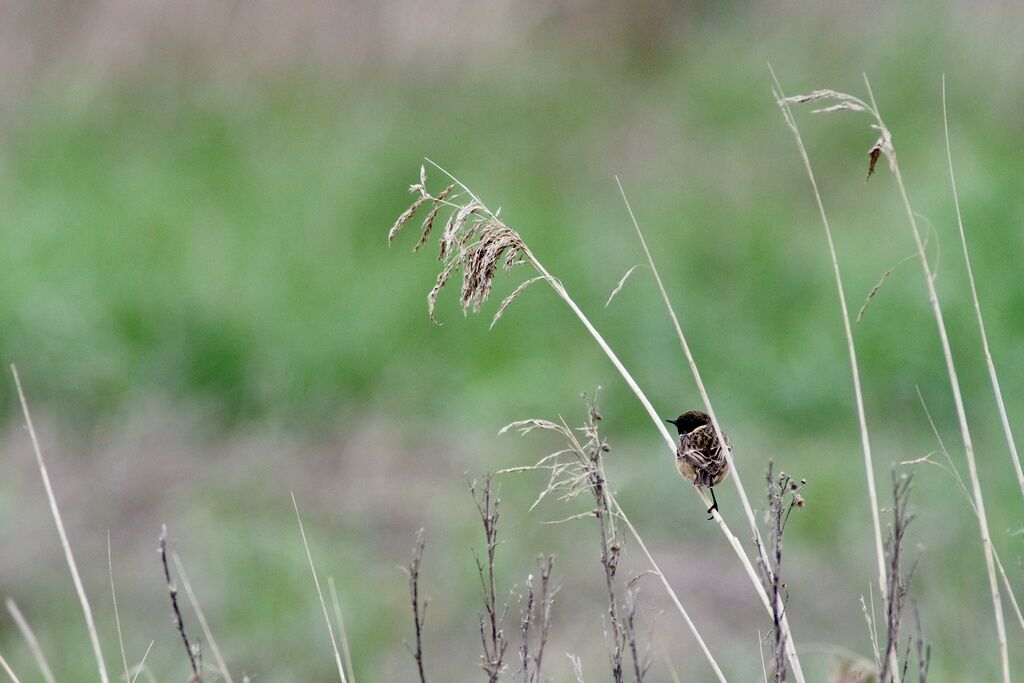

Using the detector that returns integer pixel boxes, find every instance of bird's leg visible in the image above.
[706,487,719,520]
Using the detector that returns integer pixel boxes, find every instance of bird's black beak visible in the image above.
[664,418,676,426]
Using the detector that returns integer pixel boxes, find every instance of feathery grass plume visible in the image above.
[778,78,1008,682]
[470,474,509,682]
[501,396,726,683]
[404,529,429,683]
[755,463,806,683]
[388,165,531,324]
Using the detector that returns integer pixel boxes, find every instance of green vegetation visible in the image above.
[1,3,1022,681]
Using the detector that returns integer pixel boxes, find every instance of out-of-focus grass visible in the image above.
[1,1,1022,680]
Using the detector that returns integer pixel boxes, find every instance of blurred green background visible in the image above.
[0,1,1022,681]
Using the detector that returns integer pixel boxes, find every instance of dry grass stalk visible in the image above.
[941,77,1024,498]
[756,463,806,682]
[614,178,806,682]
[107,534,132,683]
[172,552,234,683]
[129,640,156,683]
[501,398,726,682]
[623,586,651,683]
[768,69,894,681]
[10,365,111,683]
[777,78,1009,682]
[391,165,788,681]
[292,493,350,683]
[907,392,1024,634]
[405,529,429,683]
[519,555,556,683]
[328,577,358,683]
[4,600,56,683]
[159,527,202,682]
[470,475,509,682]
[0,651,22,683]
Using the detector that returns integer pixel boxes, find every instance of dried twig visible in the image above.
[502,399,725,682]
[756,462,806,682]
[520,555,557,683]
[470,475,509,682]
[405,530,429,683]
[623,586,651,683]
[159,527,202,682]
[878,474,923,683]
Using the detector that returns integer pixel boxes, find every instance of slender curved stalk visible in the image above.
[767,69,894,681]
[613,179,806,682]
[293,493,350,683]
[526,248,803,681]
[0,651,23,683]
[861,76,1008,682]
[5,600,56,683]
[942,76,1024,498]
[11,365,110,683]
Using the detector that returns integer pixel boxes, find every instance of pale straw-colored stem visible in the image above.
[942,76,1024,498]
[0,652,22,683]
[172,552,234,683]
[292,493,350,683]
[612,179,806,682]
[108,534,132,683]
[11,365,110,683]
[862,76,1009,682]
[768,68,894,681]
[5,600,56,683]
[526,247,800,681]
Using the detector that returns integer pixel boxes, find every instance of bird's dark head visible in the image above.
[665,410,710,435]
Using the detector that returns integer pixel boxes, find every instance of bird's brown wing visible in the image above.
[679,425,729,486]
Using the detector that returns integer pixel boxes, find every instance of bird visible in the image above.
[665,410,731,519]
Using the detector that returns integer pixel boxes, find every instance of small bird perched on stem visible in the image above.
[665,410,731,519]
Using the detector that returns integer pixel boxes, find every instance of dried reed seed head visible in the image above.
[390,166,534,324]
[388,194,430,244]
[414,184,454,252]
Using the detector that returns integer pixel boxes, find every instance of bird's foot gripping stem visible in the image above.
[706,487,719,520]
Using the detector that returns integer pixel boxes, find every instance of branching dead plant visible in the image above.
[404,529,429,683]
[756,463,806,683]
[470,475,510,682]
